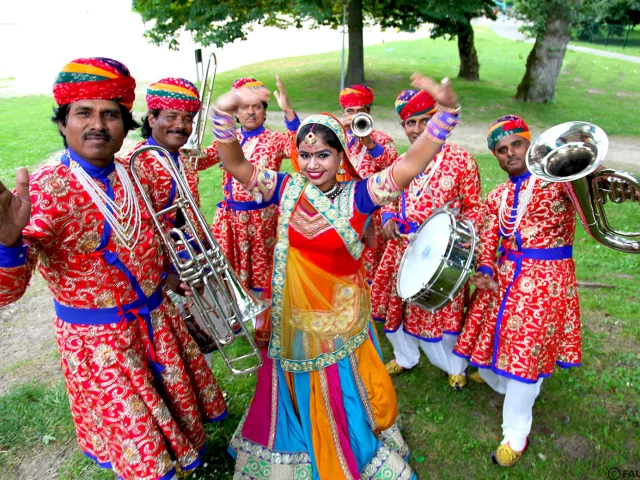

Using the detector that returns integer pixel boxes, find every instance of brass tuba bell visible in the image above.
[526,121,640,253]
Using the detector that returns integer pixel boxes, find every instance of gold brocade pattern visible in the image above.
[366,167,402,207]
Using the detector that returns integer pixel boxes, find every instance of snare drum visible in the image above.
[396,209,477,312]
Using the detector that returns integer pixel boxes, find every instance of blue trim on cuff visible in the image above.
[368,143,384,159]
[284,114,300,132]
[207,409,228,423]
[452,350,470,360]
[0,242,28,268]
[180,444,206,472]
[477,266,494,277]
[372,316,386,323]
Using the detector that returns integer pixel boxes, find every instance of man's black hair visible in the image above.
[141,109,162,139]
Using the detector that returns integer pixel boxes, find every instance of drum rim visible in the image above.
[397,209,478,312]
[397,210,456,300]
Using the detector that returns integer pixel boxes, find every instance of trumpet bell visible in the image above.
[351,112,373,137]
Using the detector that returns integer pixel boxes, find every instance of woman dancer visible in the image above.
[212,74,459,479]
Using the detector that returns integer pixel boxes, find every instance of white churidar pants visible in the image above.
[386,325,467,375]
[479,368,543,452]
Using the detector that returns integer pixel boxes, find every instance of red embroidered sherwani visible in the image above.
[454,172,582,382]
[347,129,398,282]
[0,151,227,480]
[370,144,483,340]
[210,124,297,292]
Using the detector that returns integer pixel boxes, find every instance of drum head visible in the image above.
[397,212,452,299]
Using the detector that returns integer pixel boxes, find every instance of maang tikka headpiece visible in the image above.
[304,124,317,147]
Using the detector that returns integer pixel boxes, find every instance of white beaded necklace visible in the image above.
[69,158,141,250]
[409,150,444,209]
[498,176,536,238]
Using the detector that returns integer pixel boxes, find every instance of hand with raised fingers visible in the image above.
[0,168,31,247]
[214,86,270,113]
[410,73,458,109]
[273,74,293,114]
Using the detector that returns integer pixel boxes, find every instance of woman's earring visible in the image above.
[337,154,346,175]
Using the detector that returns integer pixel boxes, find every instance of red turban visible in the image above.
[146,77,201,114]
[395,89,437,121]
[339,84,374,108]
[53,57,136,111]
[487,115,531,152]
[232,77,265,89]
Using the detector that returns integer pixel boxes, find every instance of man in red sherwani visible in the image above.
[339,84,398,280]
[210,75,299,294]
[454,115,581,467]
[0,58,227,480]
[370,89,483,389]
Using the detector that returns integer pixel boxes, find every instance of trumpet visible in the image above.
[351,112,373,137]
[180,52,217,163]
[130,145,267,375]
[526,121,640,253]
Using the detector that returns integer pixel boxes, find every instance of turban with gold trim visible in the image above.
[146,77,200,114]
[53,57,136,111]
[232,77,265,90]
[487,115,531,152]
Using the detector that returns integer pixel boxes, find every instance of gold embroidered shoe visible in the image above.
[448,374,467,390]
[385,360,407,376]
[468,371,486,384]
[492,440,528,467]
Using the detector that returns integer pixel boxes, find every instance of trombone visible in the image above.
[130,145,267,375]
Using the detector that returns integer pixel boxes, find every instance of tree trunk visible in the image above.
[457,25,480,81]
[515,16,572,102]
[346,0,365,85]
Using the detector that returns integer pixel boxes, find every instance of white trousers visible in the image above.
[386,326,467,375]
[479,368,543,452]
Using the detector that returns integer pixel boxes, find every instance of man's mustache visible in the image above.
[83,130,112,141]
[167,128,189,136]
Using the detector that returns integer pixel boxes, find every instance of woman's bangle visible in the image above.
[435,103,461,114]
[210,108,237,144]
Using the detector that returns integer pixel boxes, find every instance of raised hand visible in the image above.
[410,73,458,109]
[214,86,270,113]
[0,168,31,247]
[273,74,293,115]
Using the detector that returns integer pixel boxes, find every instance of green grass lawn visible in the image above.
[0,26,639,479]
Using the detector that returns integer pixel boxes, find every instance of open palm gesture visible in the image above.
[0,168,31,247]
[410,73,458,109]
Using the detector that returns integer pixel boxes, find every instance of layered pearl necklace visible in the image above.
[498,176,536,238]
[69,158,141,250]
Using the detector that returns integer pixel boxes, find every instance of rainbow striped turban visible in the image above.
[339,84,374,108]
[232,77,265,90]
[395,89,437,121]
[146,77,200,114]
[53,57,136,111]
[487,115,531,152]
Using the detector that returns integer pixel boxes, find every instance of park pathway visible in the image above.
[476,17,640,64]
